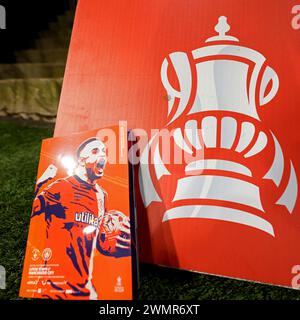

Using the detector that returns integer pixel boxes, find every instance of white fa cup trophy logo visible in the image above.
[139,16,298,237]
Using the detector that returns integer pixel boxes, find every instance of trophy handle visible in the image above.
[259,66,279,106]
[161,52,192,123]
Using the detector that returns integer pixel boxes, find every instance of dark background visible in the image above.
[0,0,76,62]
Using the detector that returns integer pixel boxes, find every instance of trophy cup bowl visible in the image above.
[161,16,280,124]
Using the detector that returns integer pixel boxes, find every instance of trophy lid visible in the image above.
[206,16,239,43]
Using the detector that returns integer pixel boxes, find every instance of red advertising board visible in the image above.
[54,0,300,288]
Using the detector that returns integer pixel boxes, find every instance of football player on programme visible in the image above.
[31,137,131,299]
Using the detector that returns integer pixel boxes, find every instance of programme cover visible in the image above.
[20,123,136,299]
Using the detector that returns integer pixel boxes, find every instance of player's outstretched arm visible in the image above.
[34,164,58,197]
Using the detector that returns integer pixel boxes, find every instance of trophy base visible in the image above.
[162,204,274,237]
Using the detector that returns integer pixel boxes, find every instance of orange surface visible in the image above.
[54,0,300,288]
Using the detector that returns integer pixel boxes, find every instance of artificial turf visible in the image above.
[0,118,300,300]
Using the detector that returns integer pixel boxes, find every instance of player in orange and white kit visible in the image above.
[31,138,131,299]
